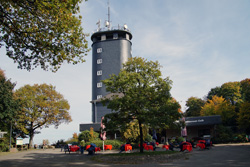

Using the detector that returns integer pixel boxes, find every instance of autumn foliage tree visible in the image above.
[14,84,72,148]
[0,0,89,71]
[237,102,250,134]
[201,96,236,126]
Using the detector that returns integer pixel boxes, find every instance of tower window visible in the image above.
[97,70,102,76]
[97,95,102,99]
[113,33,118,39]
[97,48,102,53]
[126,33,130,40]
[97,82,102,88]
[97,59,102,64]
[101,35,106,41]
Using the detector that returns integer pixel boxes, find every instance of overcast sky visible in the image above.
[1,0,250,145]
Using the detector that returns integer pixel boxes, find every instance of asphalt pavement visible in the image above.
[0,143,250,167]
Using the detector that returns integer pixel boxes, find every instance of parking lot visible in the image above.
[0,143,250,167]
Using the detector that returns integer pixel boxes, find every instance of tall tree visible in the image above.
[240,78,250,103]
[102,57,181,153]
[0,0,89,72]
[201,96,236,126]
[207,86,221,100]
[185,97,205,117]
[0,69,18,131]
[237,102,250,134]
[220,82,242,105]
[15,84,72,148]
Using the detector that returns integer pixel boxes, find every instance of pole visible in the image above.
[9,122,12,150]
[103,140,104,152]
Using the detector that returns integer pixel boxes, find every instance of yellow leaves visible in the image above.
[201,95,236,125]
[237,102,250,130]
[73,132,78,139]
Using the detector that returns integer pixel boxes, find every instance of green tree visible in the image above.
[220,82,242,105]
[207,86,221,100]
[0,69,19,131]
[102,57,181,153]
[240,78,250,103]
[122,120,148,143]
[14,83,72,148]
[0,69,20,151]
[0,0,89,72]
[78,130,91,142]
[185,97,205,117]
[237,102,250,134]
[201,96,236,125]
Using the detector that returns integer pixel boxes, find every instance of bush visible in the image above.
[0,141,9,152]
[85,139,123,149]
[212,125,248,143]
[233,134,247,143]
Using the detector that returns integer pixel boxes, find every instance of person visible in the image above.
[80,140,85,154]
[87,143,96,155]
[64,144,70,154]
[168,139,174,151]
[150,140,156,151]
[179,141,184,152]
[119,144,125,153]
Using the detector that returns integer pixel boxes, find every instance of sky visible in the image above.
[1,0,250,145]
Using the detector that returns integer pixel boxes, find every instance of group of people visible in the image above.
[62,140,96,155]
[167,137,211,151]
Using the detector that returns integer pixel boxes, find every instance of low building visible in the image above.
[159,115,222,143]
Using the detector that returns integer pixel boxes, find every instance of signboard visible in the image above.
[16,138,23,145]
[0,131,7,138]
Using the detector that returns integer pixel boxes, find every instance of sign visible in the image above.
[0,130,7,138]
[186,119,204,123]
[16,138,23,145]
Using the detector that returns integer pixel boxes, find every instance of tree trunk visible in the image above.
[29,123,34,149]
[138,120,144,153]
[29,133,34,149]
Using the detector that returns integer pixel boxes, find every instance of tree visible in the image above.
[200,96,236,126]
[240,78,250,103]
[0,69,20,151]
[220,82,242,105]
[207,86,221,100]
[102,57,181,153]
[78,129,99,143]
[237,102,250,134]
[207,82,242,105]
[14,83,72,148]
[0,0,89,72]
[78,130,91,142]
[122,120,148,143]
[0,69,19,130]
[185,97,205,117]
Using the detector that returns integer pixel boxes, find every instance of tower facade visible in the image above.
[91,27,132,123]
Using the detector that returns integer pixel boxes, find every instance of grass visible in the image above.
[99,150,179,157]
[91,150,183,164]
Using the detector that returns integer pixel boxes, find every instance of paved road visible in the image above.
[0,143,250,167]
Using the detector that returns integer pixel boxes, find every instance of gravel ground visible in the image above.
[0,143,250,167]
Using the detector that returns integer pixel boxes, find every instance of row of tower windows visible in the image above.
[93,32,129,42]
[97,47,102,99]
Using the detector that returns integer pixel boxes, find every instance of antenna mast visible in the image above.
[105,0,111,29]
[108,0,110,24]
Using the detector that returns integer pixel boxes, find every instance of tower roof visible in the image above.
[91,27,132,42]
